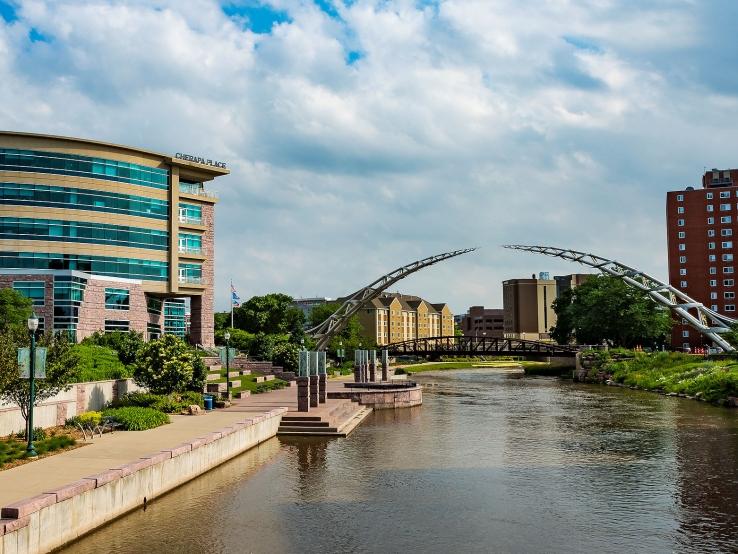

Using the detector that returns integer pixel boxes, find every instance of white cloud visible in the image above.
[1,0,738,314]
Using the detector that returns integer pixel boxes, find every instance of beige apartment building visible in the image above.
[503,273,591,341]
[356,293,454,346]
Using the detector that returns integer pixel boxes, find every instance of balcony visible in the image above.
[178,245,203,256]
[179,182,218,199]
[178,275,203,285]
[178,215,203,225]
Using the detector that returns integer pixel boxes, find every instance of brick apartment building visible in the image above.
[666,168,738,350]
[458,306,504,338]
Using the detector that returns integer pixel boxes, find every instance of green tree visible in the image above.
[0,329,81,436]
[272,342,299,373]
[309,302,374,354]
[215,328,256,351]
[0,288,33,330]
[133,334,202,394]
[214,312,229,331]
[233,293,304,335]
[249,332,288,361]
[550,275,672,348]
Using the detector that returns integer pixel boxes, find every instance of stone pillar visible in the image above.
[190,295,215,347]
[369,350,377,382]
[297,376,310,412]
[318,374,327,403]
[309,375,319,408]
[381,350,389,382]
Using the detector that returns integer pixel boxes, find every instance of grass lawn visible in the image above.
[209,370,288,394]
[0,435,77,469]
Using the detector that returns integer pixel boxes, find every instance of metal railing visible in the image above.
[179,183,218,198]
[178,275,203,285]
[178,215,203,225]
[178,245,203,255]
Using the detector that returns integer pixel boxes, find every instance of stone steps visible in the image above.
[277,399,371,437]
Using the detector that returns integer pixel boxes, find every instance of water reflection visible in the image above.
[63,368,738,554]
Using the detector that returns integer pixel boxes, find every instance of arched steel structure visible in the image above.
[503,245,736,352]
[386,336,579,357]
[308,248,476,350]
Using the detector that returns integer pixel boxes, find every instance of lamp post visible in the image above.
[338,340,343,367]
[27,311,39,457]
[224,330,231,400]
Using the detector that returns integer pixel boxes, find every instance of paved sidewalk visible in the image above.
[0,378,352,509]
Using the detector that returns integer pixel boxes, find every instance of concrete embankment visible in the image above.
[0,408,285,554]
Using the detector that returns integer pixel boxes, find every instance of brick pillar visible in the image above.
[190,295,214,347]
[309,375,319,408]
[369,362,376,382]
[297,377,310,412]
[382,359,388,382]
[318,374,327,403]
[354,363,361,383]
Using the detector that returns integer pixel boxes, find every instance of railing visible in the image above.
[178,246,203,255]
[179,183,218,198]
[178,215,203,225]
[178,275,203,285]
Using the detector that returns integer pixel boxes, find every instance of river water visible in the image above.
[64,369,738,553]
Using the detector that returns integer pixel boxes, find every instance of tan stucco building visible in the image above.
[0,131,227,345]
[356,292,454,346]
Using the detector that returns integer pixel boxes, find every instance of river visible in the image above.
[63,368,738,553]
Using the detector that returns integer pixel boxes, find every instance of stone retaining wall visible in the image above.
[0,379,143,437]
[0,408,286,554]
[328,385,422,409]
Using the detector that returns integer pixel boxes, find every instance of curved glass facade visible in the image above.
[0,148,169,189]
[0,251,168,280]
[0,217,168,250]
[0,182,168,220]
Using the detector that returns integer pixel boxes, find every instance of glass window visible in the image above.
[682,330,689,338]
[723,241,733,249]
[12,281,45,306]
[163,299,186,337]
[679,244,686,251]
[707,192,714,199]
[721,203,732,211]
[707,205,714,212]
[104,319,130,332]
[726,305,736,312]
[721,216,732,223]
[710,279,717,286]
[725,279,734,287]
[711,292,718,299]
[726,292,735,299]
[105,288,130,310]
[0,252,168,281]
[722,229,733,237]
[678,219,685,226]
[680,280,687,288]
[0,148,168,189]
[677,194,684,201]
[724,254,734,261]
[710,267,717,274]
[178,263,202,284]
[725,267,734,274]
[709,242,716,249]
[178,233,203,254]
[720,191,731,198]
[678,231,685,238]
[678,206,685,213]
[679,268,687,275]
[708,217,715,224]
[709,255,716,262]
[147,296,163,315]
[708,229,716,237]
[680,256,687,263]
[178,203,202,224]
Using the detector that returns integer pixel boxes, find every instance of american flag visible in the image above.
[231,283,241,307]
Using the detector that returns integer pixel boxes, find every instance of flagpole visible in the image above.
[230,279,234,329]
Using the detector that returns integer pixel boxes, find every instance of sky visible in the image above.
[2,0,738,315]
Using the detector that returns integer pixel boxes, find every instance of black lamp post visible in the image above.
[27,311,39,457]
[224,330,231,399]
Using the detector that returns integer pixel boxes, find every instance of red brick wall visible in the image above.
[76,279,150,340]
[189,203,215,346]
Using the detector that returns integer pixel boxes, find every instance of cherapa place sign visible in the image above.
[175,153,227,169]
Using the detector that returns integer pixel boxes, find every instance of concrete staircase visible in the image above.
[277,399,372,438]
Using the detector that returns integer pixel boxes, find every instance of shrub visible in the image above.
[111,391,204,413]
[102,407,170,430]
[74,344,131,382]
[69,411,103,428]
[134,335,203,394]
[81,331,144,366]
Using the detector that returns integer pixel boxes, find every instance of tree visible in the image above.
[133,334,202,394]
[214,312,229,331]
[309,302,375,354]
[215,328,255,351]
[0,288,33,330]
[550,274,672,348]
[233,293,304,335]
[272,342,299,373]
[249,332,287,361]
[0,329,81,435]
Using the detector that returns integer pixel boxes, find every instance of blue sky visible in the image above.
[2,0,738,313]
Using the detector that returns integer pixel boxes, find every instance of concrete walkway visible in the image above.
[0,378,354,509]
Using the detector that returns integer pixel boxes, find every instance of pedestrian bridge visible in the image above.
[384,336,579,359]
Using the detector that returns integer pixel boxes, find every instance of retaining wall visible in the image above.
[328,385,422,409]
[0,408,286,554]
[0,379,143,436]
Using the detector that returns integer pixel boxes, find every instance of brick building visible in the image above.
[458,306,504,338]
[666,168,738,350]
[0,131,226,345]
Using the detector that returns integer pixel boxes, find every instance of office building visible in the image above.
[666,168,738,350]
[0,131,227,345]
[458,306,504,338]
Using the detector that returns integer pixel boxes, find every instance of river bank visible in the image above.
[394,360,558,375]
[577,350,738,406]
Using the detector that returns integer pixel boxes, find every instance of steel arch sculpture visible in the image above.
[307,248,476,350]
[385,336,579,357]
[503,245,736,352]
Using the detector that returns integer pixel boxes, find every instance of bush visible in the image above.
[133,334,203,394]
[69,411,103,428]
[102,407,170,430]
[74,344,132,382]
[111,391,204,413]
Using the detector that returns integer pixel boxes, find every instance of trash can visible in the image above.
[203,394,214,411]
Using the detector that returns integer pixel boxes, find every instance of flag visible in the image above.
[231,283,241,307]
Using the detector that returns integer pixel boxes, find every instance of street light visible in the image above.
[224,330,231,400]
[339,340,344,367]
[27,312,39,457]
